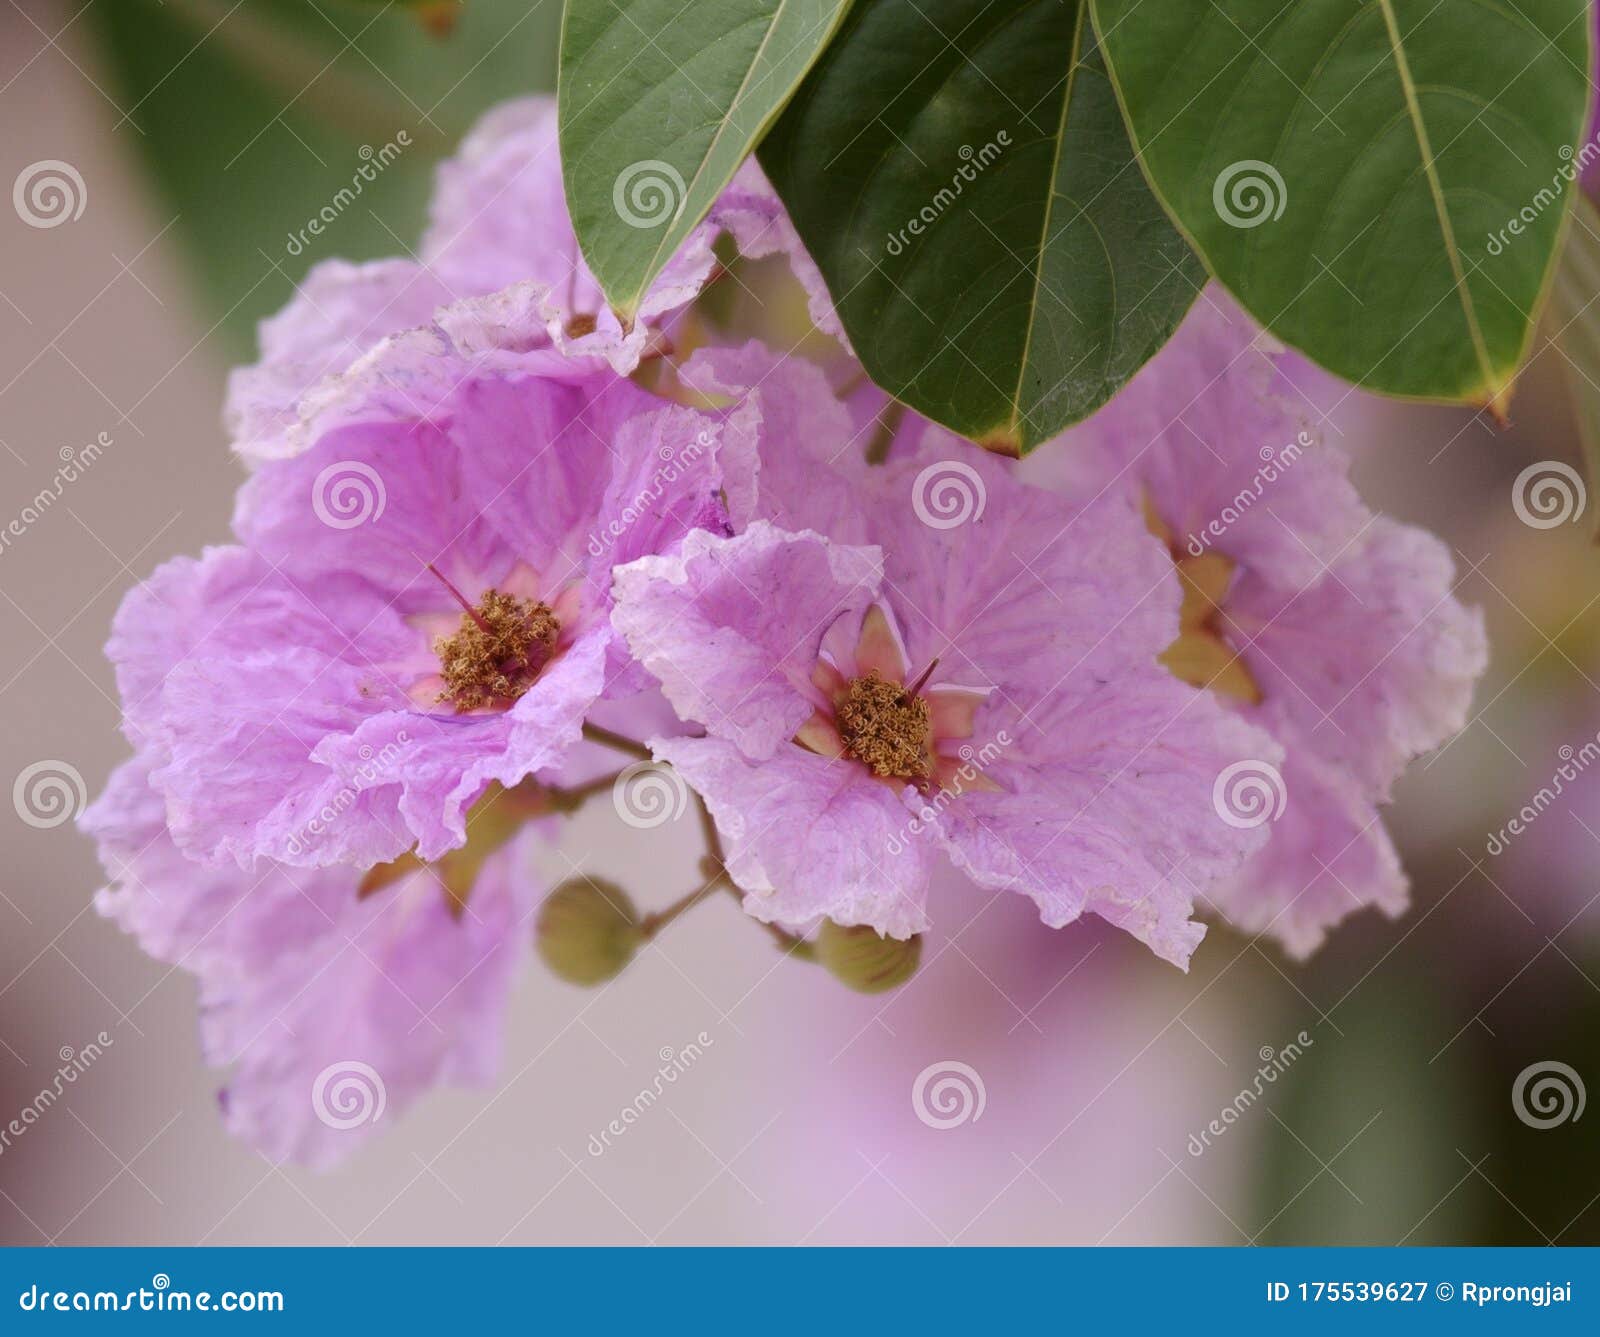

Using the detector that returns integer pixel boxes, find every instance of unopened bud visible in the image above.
[815,920,921,993]
[537,878,642,986]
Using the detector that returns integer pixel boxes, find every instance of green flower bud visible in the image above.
[815,920,921,993]
[537,878,642,986]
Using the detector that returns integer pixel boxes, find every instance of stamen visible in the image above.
[837,672,931,781]
[434,590,560,712]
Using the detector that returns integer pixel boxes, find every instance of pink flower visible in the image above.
[613,349,1279,966]
[108,351,732,872]
[1045,292,1489,956]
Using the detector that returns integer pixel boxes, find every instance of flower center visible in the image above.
[434,590,560,712]
[1143,497,1262,706]
[836,672,931,780]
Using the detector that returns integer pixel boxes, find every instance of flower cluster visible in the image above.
[82,98,1487,1166]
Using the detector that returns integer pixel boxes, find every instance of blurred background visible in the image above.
[1,0,1596,1246]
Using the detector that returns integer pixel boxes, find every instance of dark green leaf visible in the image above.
[759,0,1204,455]
[1092,0,1593,413]
[559,0,852,318]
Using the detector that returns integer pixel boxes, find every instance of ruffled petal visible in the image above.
[1040,289,1367,590]
[612,523,883,759]
[932,674,1281,969]
[871,440,1180,696]
[81,757,541,1170]
[654,734,932,937]
[1231,516,1488,797]
[210,843,537,1169]
[678,341,876,539]
[1202,729,1408,959]
[227,259,452,462]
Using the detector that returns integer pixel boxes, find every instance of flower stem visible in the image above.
[544,769,628,813]
[581,722,653,762]
[638,881,721,939]
[754,917,817,960]
[864,400,906,465]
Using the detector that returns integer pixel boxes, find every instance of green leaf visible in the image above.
[1092,0,1593,413]
[1550,194,1600,538]
[759,0,1204,455]
[558,0,853,318]
[85,0,563,353]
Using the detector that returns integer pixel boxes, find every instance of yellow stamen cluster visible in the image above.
[837,672,930,780]
[435,591,559,712]
[1143,495,1262,706]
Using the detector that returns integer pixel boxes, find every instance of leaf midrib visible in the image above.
[621,0,845,315]
[1007,0,1086,444]
[1375,0,1498,395]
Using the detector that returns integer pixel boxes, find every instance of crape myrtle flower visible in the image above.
[82,757,542,1168]
[228,96,843,462]
[1043,292,1489,957]
[106,328,735,872]
[612,346,1280,967]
